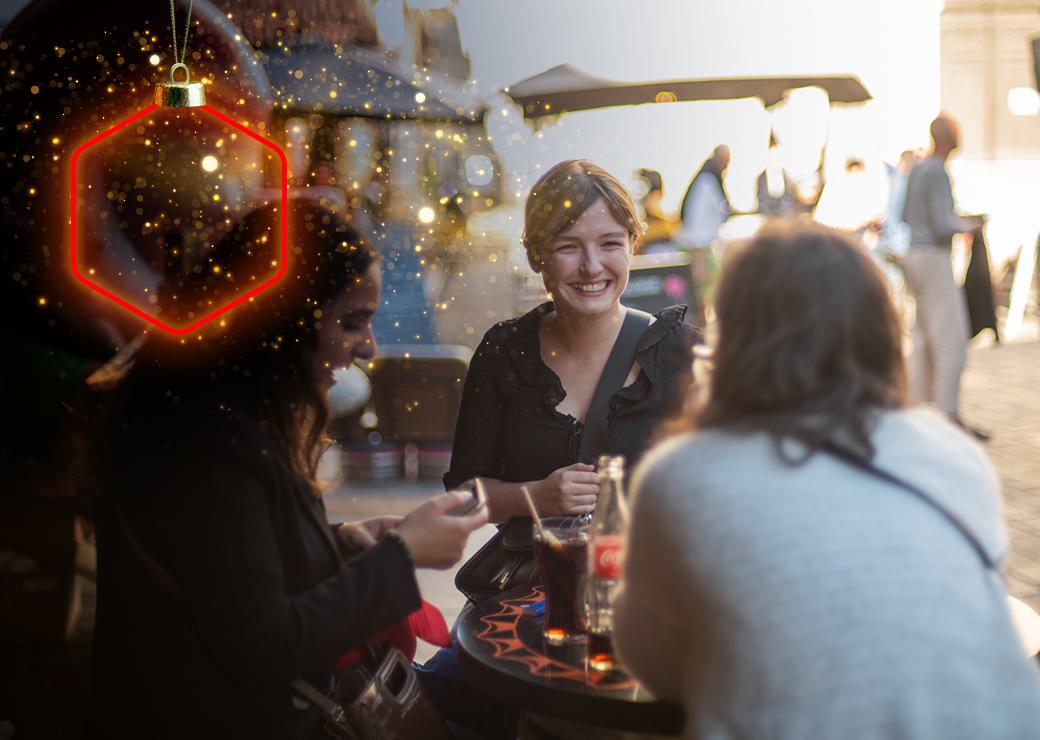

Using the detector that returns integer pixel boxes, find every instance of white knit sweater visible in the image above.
[614,407,1040,739]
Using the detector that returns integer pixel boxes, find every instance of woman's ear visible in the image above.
[526,248,542,274]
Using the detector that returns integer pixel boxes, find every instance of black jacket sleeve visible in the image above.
[443,326,506,490]
[123,445,421,697]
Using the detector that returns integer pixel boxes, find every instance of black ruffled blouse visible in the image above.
[443,302,699,489]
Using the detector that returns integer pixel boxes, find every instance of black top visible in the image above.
[87,382,422,740]
[444,303,698,490]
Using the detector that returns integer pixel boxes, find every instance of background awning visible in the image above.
[505,64,871,120]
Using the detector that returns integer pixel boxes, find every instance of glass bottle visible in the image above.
[586,454,629,672]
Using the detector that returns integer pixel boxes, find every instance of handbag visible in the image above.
[111,495,450,740]
[326,641,449,740]
[454,308,653,602]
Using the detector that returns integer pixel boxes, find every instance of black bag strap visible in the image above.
[821,441,998,572]
[576,307,653,463]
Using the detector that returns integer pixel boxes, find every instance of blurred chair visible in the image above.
[366,344,470,480]
[369,344,470,442]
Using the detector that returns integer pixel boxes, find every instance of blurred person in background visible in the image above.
[812,157,886,239]
[85,202,488,739]
[879,149,921,261]
[756,131,800,219]
[678,145,732,328]
[614,222,1040,739]
[901,114,987,438]
[635,167,678,252]
[871,149,922,322]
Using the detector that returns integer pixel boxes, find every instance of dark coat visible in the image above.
[86,386,421,739]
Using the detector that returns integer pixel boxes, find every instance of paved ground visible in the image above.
[961,334,1040,610]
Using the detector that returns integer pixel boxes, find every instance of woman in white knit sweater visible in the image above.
[613,222,1040,739]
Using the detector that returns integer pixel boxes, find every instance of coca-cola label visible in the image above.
[593,535,624,579]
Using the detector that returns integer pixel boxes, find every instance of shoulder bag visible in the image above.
[454,308,653,603]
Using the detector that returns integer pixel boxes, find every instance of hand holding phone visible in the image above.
[446,478,488,517]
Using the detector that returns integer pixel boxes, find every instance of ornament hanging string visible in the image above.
[169,0,195,67]
[154,0,205,104]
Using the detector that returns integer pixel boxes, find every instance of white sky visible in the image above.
[441,0,946,212]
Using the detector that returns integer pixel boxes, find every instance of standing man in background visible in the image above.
[901,114,986,437]
[678,145,732,327]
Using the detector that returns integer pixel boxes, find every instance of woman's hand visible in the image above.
[531,463,599,516]
[395,490,490,569]
[336,516,403,554]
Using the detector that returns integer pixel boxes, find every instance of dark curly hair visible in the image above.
[682,221,907,460]
[101,201,378,490]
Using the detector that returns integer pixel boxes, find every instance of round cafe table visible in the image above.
[455,586,684,737]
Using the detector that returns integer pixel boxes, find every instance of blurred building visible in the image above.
[939,0,1040,315]
[231,0,379,47]
[941,0,1040,158]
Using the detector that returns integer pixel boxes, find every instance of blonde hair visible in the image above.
[522,160,643,264]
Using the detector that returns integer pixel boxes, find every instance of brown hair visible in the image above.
[522,160,643,264]
[682,221,907,459]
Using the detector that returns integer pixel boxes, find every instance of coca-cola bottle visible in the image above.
[586,454,629,672]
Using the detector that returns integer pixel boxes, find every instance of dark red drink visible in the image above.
[532,521,588,645]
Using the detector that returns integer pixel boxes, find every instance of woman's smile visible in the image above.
[571,280,610,296]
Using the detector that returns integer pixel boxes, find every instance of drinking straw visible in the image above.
[521,486,546,535]
[521,485,560,547]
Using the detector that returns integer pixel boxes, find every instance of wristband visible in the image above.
[385,530,415,568]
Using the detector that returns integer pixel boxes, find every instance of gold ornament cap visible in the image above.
[154,63,206,107]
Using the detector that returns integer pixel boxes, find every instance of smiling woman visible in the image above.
[444,159,699,521]
[423,161,698,738]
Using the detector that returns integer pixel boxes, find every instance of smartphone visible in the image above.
[446,478,488,517]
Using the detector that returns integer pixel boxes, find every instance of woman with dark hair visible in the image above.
[86,202,488,739]
[614,222,1040,739]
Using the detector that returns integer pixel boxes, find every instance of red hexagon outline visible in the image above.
[69,104,289,336]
